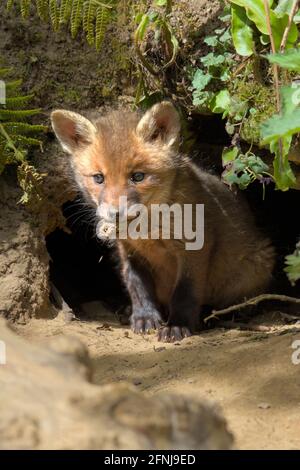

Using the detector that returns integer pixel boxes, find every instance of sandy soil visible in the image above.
[14,303,300,450]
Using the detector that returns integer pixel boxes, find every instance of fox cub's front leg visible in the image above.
[121,254,162,334]
[158,277,201,343]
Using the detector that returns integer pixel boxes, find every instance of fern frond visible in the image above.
[10,134,42,146]
[95,4,111,50]
[35,0,49,21]
[49,0,59,31]
[8,0,116,50]
[2,122,47,134]
[5,94,35,109]
[20,0,31,18]
[71,0,84,38]
[59,0,72,24]
[0,108,41,121]
[83,0,97,46]
[5,79,23,93]
[0,58,45,203]
[6,0,14,10]
[0,68,13,78]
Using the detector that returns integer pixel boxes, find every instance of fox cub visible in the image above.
[51,101,275,342]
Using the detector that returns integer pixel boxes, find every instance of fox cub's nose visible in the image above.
[97,203,126,222]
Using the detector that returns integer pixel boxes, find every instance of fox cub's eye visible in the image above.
[93,173,104,184]
[131,172,145,183]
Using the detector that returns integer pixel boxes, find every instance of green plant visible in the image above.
[134,0,178,107]
[222,146,273,194]
[191,12,234,112]
[0,63,46,203]
[228,0,300,192]
[191,1,300,192]
[285,241,300,284]
[6,0,116,50]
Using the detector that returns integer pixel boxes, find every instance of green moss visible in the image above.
[229,80,276,144]
[56,87,81,105]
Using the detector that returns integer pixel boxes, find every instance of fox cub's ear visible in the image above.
[136,101,180,148]
[50,110,97,154]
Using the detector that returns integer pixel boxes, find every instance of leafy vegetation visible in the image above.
[6,0,116,50]
[133,0,178,107]
[285,241,300,284]
[222,146,272,194]
[190,0,300,283]
[0,63,46,203]
[191,0,300,195]
[191,13,233,113]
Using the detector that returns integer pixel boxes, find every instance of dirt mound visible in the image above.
[0,320,233,450]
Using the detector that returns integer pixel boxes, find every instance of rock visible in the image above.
[258,403,271,410]
[0,321,233,450]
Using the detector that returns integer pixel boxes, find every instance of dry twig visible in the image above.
[204,294,300,323]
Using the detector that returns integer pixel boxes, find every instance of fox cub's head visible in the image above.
[51,101,182,222]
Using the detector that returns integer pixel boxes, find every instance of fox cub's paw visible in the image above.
[158,326,192,343]
[130,310,162,334]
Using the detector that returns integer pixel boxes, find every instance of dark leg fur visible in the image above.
[158,277,200,342]
[122,257,162,334]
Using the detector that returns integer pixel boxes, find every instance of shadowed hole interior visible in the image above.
[46,198,129,319]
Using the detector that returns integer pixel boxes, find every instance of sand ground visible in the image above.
[14,302,300,450]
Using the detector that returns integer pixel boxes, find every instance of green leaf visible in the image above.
[192,90,214,108]
[272,142,296,190]
[272,14,298,48]
[222,167,241,186]
[226,122,235,134]
[225,96,248,120]
[204,35,218,47]
[220,6,232,23]
[237,172,252,188]
[192,69,212,91]
[261,83,300,144]
[247,154,270,173]
[220,68,231,81]
[294,10,300,23]
[274,0,295,16]
[219,29,232,43]
[266,49,300,71]
[210,89,231,113]
[170,32,179,64]
[135,12,143,23]
[229,0,273,35]
[135,14,150,41]
[281,84,300,114]
[229,0,297,49]
[285,242,300,284]
[155,0,167,5]
[261,108,300,143]
[222,146,239,164]
[261,82,297,190]
[231,3,255,56]
[201,53,226,67]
